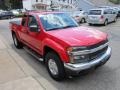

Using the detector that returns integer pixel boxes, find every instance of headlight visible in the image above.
[67,47,86,55]
[67,47,89,64]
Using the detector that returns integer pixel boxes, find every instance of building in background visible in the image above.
[22,0,77,11]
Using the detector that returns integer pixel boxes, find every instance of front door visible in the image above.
[26,15,42,53]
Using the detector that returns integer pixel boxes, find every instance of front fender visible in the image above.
[42,38,69,63]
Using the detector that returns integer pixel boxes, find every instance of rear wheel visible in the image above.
[12,33,23,49]
[45,52,65,81]
[81,18,85,23]
[114,17,117,22]
[104,19,108,26]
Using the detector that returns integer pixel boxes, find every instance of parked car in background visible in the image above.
[0,11,14,19]
[87,8,117,26]
[72,11,88,23]
[11,9,20,16]
[112,7,120,17]
[99,6,120,17]
[99,6,111,8]
[18,9,26,13]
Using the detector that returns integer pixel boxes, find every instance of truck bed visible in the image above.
[10,21,21,25]
[10,20,22,32]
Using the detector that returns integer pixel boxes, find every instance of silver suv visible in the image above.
[87,8,117,26]
[72,11,88,23]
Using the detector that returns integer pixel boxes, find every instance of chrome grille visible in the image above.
[88,46,108,62]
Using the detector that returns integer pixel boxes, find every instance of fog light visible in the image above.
[69,55,89,64]
[73,55,86,60]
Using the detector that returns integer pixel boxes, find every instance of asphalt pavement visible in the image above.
[0,18,120,90]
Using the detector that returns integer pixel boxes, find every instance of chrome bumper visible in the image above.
[64,47,111,72]
[87,19,105,24]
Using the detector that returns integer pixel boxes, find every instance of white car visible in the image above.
[0,10,3,12]
[11,10,20,16]
[99,6,120,17]
[87,8,117,26]
[110,7,120,17]
[72,11,88,23]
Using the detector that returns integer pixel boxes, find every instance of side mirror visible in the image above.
[29,25,39,32]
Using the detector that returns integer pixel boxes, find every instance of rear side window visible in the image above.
[104,10,108,14]
[105,9,113,14]
[21,15,27,26]
[89,10,101,15]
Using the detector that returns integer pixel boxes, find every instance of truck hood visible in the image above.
[47,26,107,47]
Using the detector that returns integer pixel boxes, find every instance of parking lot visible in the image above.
[0,18,120,90]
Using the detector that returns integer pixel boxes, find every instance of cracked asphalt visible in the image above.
[0,18,120,90]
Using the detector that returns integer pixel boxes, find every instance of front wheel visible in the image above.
[45,52,65,81]
[12,33,23,49]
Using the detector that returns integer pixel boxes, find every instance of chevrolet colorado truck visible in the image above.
[10,11,111,81]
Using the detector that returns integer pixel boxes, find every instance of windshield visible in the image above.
[40,13,78,31]
[89,10,102,15]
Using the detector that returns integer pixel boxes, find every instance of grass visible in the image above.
[109,0,120,4]
[15,13,24,17]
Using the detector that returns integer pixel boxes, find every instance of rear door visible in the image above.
[107,9,113,22]
[103,9,110,22]
[111,9,117,21]
[20,15,30,43]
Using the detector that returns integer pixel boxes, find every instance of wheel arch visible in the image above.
[43,46,60,61]
[43,45,69,63]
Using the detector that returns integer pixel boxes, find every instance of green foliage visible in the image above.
[9,0,23,9]
[109,0,120,4]
[0,0,23,10]
[15,13,24,17]
[0,0,8,10]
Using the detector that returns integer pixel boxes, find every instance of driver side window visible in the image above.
[28,16,38,28]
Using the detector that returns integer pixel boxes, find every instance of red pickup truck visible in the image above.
[10,11,111,81]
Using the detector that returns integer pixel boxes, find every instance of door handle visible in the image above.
[22,29,29,34]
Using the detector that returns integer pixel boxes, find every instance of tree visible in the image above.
[0,0,8,10]
[9,0,23,9]
[109,0,120,4]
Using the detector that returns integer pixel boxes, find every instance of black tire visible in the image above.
[104,19,108,26]
[45,52,65,81]
[12,33,23,49]
[8,16,11,19]
[88,23,92,26]
[80,18,85,23]
[114,17,117,22]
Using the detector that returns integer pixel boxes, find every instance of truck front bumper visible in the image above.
[64,47,111,73]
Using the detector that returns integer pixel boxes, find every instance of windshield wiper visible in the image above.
[62,25,78,29]
[46,25,78,31]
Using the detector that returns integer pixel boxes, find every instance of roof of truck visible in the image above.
[25,11,64,15]
[89,8,106,11]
